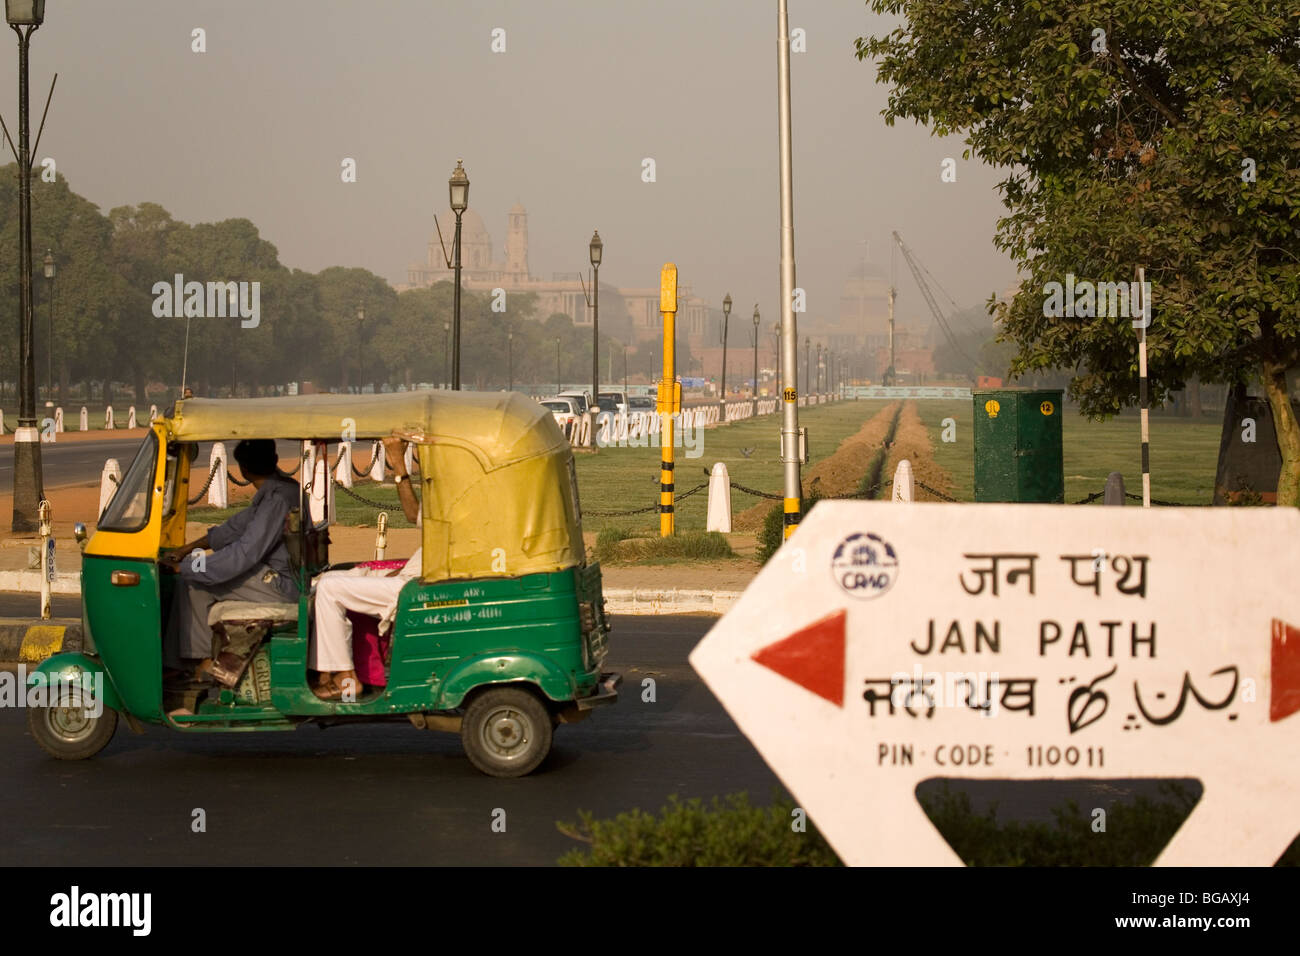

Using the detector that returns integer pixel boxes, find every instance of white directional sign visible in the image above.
[690,501,1300,866]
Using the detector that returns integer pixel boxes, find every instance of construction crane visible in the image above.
[891,230,978,370]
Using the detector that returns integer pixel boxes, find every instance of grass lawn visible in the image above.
[189,400,893,533]
[574,400,893,534]
[921,400,1223,505]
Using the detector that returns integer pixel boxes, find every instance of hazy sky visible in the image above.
[1,0,1018,328]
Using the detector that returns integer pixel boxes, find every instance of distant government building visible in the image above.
[398,203,711,348]
[399,205,934,380]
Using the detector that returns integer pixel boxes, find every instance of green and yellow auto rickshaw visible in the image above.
[26,390,617,777]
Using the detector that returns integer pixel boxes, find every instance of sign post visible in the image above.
[691,501,1300,866]
[658,264,679,537]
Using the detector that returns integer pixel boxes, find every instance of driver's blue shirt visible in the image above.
[180,474,300,596]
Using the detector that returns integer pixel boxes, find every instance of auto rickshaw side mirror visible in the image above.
[73,522,88,551]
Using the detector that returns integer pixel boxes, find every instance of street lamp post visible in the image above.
[507,329,513,392]
[442,321,450,388]
[356,303,365,393]
[42,249,53,401]
[773,321,781,389]
[448,159,469,390]
[589,231,602,413]
[751,304,760,415]
[8,0,45,532]
[816,343,823,393]
[805,336,810,398]
[720,293,731,415]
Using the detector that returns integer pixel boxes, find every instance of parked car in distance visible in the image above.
[557,390,591,415]
[628,395,654,412]
[540,396,581,430]
[597,391,628,415]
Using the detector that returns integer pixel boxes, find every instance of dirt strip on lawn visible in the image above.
[732,401,902,531]
[883,401,958,502]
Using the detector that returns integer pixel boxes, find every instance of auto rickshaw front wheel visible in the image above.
[461,687,553,778]
[27,699,118,761]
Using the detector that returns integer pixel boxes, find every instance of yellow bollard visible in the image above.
[658,264,679,537]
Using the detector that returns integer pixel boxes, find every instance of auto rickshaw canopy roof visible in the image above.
[163,391,583,580]
[165,391,562,465]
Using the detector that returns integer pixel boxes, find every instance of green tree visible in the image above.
[108,202,183,403]
[162,218,283,396]
[858,1,1300,503]
[314,266,397,392]
[0,167,120,406]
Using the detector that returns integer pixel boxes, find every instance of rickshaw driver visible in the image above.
[309,436,421,701]
[159,439,301,680]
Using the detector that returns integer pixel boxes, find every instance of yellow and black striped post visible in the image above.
[658,264,679,537]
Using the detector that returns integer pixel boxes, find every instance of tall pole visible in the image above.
[659,264,678,537]
[11,17,43,532]
[356,303,365,393]
[44,255,52,399]
[452,210,463,390]
[805,337,810,395]
[591,260,600,406]
[887,283,896,385]
[448,160,469,391]
[181,316,192,396]
[507,330,513,392]
[752,306,760,415]
[773,322,781,389]
[1137,266,1151,507]
[720,294,731,417]
[776,0,801,539]
[443,321,450,388]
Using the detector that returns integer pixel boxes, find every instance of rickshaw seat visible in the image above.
[205,601,299,687]
[207,601,299,626]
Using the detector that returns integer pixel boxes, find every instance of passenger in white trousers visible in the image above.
[310,437,421,701]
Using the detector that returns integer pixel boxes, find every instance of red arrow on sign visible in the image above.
[1271,618,1300,722]
[751,608,846,707]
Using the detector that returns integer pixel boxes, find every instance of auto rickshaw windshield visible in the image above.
[99,431,159,533]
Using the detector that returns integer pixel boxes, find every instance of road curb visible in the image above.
[0,618,83,663]
[0,571,80,594]
[603,587,743,615]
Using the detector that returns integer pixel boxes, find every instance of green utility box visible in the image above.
[972,388,1064,502]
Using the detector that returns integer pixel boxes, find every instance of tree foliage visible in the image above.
[858,1,1300,501]
[0,168,637,404]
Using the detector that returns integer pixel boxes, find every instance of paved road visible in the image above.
[0,611,1183,865]
[0,615,788,866]
[0,438,146,494]
[0,438,311,495]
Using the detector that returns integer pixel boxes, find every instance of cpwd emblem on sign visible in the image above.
[831,532,898,599]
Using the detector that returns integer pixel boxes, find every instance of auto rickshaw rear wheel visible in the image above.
[461,686,553,778]
[27,696,118,761]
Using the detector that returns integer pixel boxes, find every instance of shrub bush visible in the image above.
[756,492,822,565]
[596,530,733,564]
[594,526,631,563]
[557,793,841,867]
[558,783,1300,866]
